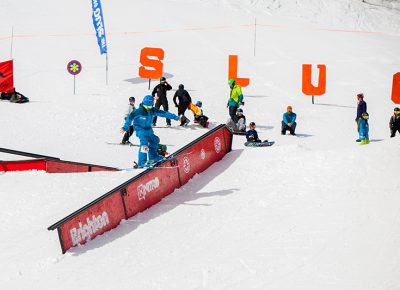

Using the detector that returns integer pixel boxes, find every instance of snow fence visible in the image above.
[48,124,233,253]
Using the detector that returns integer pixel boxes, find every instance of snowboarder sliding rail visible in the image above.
[120,95,180,168]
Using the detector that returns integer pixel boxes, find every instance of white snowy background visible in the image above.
[1,0,400,289]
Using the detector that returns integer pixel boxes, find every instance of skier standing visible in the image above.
[355,93,367,141]
[121,96,136,145]
[389,107,400,137]
[227,79,244,121]
[121,95,180,168]
[152,77,172,126]
[173,84,191,126]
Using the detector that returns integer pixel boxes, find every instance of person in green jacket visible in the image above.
[227,79,244,121]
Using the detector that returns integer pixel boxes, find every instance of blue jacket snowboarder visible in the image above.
[121,95,180,167]
[281,106,297,135]
[359,112,370,144]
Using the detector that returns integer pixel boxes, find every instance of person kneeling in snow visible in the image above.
[246,122,261,142]
[281,105,297,135]
[121,95,180,168]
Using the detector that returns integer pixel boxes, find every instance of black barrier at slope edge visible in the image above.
[0,147,60,160]
[47,124,231,231]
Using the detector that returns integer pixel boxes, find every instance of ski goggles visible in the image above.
[143,104,153,110]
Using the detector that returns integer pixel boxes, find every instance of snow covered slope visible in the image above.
[1,0,400,289]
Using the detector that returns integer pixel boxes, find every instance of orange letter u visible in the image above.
[302,64,326,96]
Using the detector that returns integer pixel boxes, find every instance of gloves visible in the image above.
[239,102,245,106]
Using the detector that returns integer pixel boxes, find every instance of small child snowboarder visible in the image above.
[389,107,400,138]
[121,96,136,145]
[359,112,370,144]
[246,122,261,142]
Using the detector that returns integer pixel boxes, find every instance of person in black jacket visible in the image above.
[355,93,367,141]
[173,84,192,126]
[152,77,172,126]
[390,107,400,137]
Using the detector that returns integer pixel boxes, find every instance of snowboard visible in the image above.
[106,141,139,147]
[232,131,246,136]
[133,155,177,169]
[244,140,275,147]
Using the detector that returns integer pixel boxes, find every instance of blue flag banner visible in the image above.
[91,0,107,54]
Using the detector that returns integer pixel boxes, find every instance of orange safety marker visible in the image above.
[138,47,164,89]
[228,55,250,87]
[302,64,326,104]
[391,72,400,104]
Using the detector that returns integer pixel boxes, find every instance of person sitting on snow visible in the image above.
[191,101,209,128]
[281,105,297,135]
[359,112,370,145]
[227,108,246,133]
[389,107,400,138]
[121,95,180,168]
[246,122,261,142]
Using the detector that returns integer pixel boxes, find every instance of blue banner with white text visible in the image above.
[91,0,107,54]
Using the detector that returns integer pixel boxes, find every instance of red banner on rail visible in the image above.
[48,125,233,253]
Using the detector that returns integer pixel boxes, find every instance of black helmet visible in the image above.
[178,84,184,89]
[160,77,166,83]
[362,112,369,119]
[129,96,135,102]
[249,122,256,128]
[394,107,400,112]
[237,108,243,113]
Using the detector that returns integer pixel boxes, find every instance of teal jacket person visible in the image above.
[122,95,179,167]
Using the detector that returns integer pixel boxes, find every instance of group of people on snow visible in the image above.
[120,76,399,168]
[120,77,209,168]
[225,78,297,142]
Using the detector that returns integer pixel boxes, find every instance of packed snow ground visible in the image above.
[1,0,400,289]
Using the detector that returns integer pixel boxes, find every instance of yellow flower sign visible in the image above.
[67,60,82,75]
